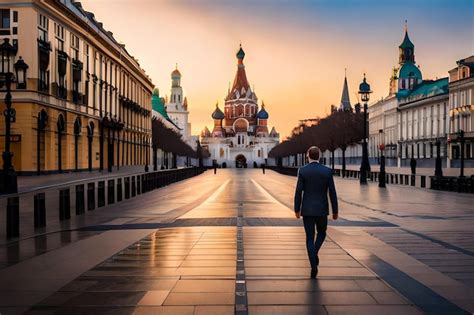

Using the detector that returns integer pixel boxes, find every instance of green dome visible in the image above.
[151,89,169,119]
[398,63,422,81]
[399,31,414,49]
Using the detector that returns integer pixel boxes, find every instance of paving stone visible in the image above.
[248,305,328,315]
[172,280,235,293]
[247,291,377,305]
[164,292,235,305]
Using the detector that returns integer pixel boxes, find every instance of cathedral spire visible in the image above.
[228,44,251,99]
[399,20,415,64]
[339,70,351,111]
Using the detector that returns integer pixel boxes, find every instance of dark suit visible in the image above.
[294,162,338,269]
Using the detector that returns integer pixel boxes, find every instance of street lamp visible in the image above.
[434,138,443,177]
[359,73,372,185]
[14,56,28,89]
[379,143,386,188]
[459,129,465,178]
[0,38,19,194]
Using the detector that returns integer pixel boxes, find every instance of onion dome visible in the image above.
[256,103,269,119]
[171,64,181,78]
[211,103,225,120]
[236,44,245,60]
[398,63,422,81]
[399,29,414,49]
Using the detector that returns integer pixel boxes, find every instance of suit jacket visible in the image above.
[294,162,338,216]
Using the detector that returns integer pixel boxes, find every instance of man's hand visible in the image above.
[295,212,301,219]
[332,213,338,220]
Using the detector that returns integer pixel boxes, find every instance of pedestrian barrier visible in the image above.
[2,167,206,240]
[59,188,70,221]
[75,184,85,215]
[124,177,130,199]
[107,179,115,205]
[7,197,19,238]
[268,166,464,192]
[98,181,105,208]
[117,178,123,202]
[131,176,136,197]
[34,193,46,228]
[87,182,95,211]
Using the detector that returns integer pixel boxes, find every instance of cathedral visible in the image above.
[200,45,280,168]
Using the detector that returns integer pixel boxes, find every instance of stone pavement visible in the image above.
[0,169,473,314]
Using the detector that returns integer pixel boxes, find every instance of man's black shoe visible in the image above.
[310,268,318,279]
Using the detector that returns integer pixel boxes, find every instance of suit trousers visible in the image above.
[302,216,328,269]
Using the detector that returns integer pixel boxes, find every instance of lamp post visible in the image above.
[434,138,443,177]
[379,143,386,188]
[359,74,372,185]
[459,129,465,178]
[0,39,25,194]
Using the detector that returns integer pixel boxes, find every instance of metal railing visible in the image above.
[1,167,206,242]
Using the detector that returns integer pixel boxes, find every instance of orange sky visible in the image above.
[81,0,473,138]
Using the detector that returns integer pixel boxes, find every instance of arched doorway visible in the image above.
[235,154,247,168]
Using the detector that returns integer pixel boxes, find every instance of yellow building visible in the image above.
[0,0,153,174]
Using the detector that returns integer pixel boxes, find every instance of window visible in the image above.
[54,22,64,51]
[13,11,17,23]
[1,9,10,28]
[70,33,79,59]
[38,14,48,41]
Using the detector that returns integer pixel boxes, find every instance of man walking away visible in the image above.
[294,146,338,279]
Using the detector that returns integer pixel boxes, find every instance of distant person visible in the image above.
[294,146,338,279]
[213,163,217,174]
[410,158,417,175]
[261,163,266,174]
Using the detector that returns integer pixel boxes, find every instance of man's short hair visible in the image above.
[307,146,320,160]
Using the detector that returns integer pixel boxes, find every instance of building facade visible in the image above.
[395,28,449,167]
[448,56,474,166]
[200,46,279,167]
[0,0,153,174]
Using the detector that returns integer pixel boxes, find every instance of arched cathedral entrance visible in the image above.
[235,154,247,168]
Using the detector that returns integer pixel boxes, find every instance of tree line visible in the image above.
[269,105,366,172]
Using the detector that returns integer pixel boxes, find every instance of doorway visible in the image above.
[235,154,247,168]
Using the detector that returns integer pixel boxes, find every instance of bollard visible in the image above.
[87,182,95,211]
[75,184,85,215]
[410,175,415,186]
[59,188,71,221]
[107,179,115,205]
[34,193,46,228]
[125,177,131,199]
[98,181,105,207]
[137,175,141,195]
[131,176,136,197]
[6,197,20,238]
[117,178,123,202]
[421,176,426,188]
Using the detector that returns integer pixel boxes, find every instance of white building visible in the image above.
[165,67,198,150]
[200,45,280,167]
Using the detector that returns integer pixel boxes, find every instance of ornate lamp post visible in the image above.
[379,143,386,188]
[435,138,443,177]
[459,129,465,178]
[0,39,25,194]
[358,74,372,185]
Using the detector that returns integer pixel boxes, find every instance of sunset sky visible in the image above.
[81,0,473,138]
